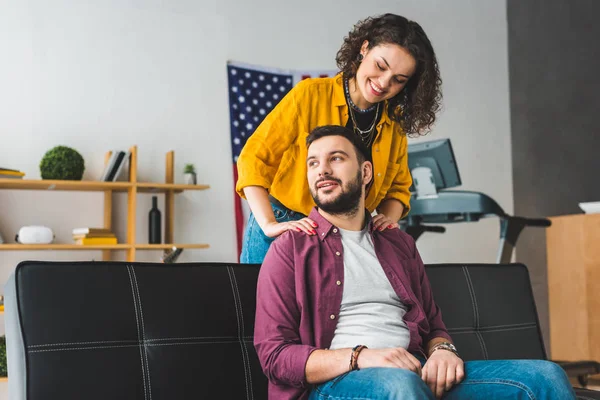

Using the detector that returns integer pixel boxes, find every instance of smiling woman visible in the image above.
[235,13,443,263]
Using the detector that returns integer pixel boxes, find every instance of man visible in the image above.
[254,125,575,399]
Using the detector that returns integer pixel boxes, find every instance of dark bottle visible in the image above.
[149,196,162,244]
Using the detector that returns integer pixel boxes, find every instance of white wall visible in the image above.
[0,0,511,336]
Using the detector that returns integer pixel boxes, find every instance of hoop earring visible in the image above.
[357,54,364,62]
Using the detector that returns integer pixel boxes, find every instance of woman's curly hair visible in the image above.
[336,14,442,137]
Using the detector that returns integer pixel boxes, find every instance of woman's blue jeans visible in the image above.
[240,200,304,264]
[309,359,576,400]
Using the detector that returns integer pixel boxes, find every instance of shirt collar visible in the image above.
[308,207,376,241]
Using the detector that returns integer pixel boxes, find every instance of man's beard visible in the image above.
[311,170,363,217]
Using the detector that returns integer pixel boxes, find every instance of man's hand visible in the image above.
[421,350,464,399]
[372,213,399,231]
[262,218,317,238]
[357,347,422,375]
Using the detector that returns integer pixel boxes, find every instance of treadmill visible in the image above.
[399,139,550,264]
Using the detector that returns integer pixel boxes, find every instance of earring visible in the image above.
[357,54,364,62]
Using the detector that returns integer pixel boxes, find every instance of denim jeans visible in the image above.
[240,200,305,264]
[309,359,576,400]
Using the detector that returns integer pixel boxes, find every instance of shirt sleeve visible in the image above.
[235,80,308,198]
[254,234,318,388]
[382,132,412,218]
[412,241,453,344]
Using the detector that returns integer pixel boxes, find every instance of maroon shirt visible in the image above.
[254,208,452,400]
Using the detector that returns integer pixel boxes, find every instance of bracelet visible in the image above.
[349,345,368,371]
[429,342,459,358]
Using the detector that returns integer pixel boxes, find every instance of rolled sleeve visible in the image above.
[235,82,307,199]
[382,133,412,218]
[254,234,317,387]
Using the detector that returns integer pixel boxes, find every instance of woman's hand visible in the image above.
[262,218,318,238]
[372,213,399,231]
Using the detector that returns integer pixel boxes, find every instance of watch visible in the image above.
[429,342,459,358]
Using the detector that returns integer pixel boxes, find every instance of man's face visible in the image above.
[306,135,369,215]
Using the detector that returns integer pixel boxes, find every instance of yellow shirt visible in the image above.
[236,74,412,217]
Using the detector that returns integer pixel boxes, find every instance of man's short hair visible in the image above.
[305,125,371,165]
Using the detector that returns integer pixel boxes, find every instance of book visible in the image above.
[110,150,130,182]
[0,174,24,179]
[99,151,121,181]
[75,237,118,245]
[0,167,22,173]
[72,233,116,240]
[72,227,113,235]
[0,170,24,176]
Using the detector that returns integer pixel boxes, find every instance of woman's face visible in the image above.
[352,41,416,109]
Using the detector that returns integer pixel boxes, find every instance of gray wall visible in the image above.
[508,0,600,354]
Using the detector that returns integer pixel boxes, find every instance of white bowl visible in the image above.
[579,201,600,214]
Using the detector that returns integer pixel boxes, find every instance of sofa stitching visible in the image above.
[127,265,148,400]
[131,266,153,400]
[29,344,141,353]
[227,266,251,400]
[27,340,254,353]
[463,267,488,359]
[449,325,537,334]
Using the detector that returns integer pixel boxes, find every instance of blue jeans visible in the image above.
[309,359,576,400]
[240,200,304,264]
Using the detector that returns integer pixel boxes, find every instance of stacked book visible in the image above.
[73,228,118,245]
[0,167,25,179]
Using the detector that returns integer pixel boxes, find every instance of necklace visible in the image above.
[344,78,377,114]
[348,102,380,149]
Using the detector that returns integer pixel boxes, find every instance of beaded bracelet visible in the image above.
[349,345,368,371]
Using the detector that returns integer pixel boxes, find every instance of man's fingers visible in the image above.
[445,364,456,391]
[406,353,422,375]
[436,363,446,398]
[456,362,465,383]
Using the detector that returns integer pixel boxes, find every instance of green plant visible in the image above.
[184,163,196,174]
[39,146,85,180]
[0,335,6,377]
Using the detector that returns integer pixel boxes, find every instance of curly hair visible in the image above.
[336,14,442,137]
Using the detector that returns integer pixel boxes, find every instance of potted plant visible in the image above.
[184,163,197,185]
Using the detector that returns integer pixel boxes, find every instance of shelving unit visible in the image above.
[0,145,210,261]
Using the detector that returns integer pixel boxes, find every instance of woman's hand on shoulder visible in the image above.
[372,213,399,231]
[262,218,318,238]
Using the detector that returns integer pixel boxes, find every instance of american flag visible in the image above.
[227,61,336,259]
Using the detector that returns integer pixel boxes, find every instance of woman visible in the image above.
[236,13,442,263]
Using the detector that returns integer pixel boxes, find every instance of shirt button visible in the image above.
[321,232,325,236]
[377,173,382,177]
[330,314,336,320]
[336,280,341,286]
[335,251,341,256]
[333,228,338,233]
[376,148,380,152]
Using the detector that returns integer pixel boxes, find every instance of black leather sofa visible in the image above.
[4,261,599,399]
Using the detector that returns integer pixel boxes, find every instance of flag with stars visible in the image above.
[227,61,336,259]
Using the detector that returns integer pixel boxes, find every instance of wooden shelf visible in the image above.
[134,244,210,250]
[0,179,210,193]
[137,183,210,193]
[0,243,209,250]
[0,146,210,261]
[0,244,131,250]
[0,179,131,191]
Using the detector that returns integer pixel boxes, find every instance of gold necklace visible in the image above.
[349,102,380,148]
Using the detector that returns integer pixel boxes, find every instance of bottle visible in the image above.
[149,196,161,244]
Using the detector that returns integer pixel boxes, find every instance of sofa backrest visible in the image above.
[4,261,546,400]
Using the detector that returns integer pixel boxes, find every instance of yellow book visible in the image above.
[75,237,118,245]
[72,233,116,240]
[0,170,25,176]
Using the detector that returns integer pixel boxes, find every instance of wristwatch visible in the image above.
[429,342,459,358]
